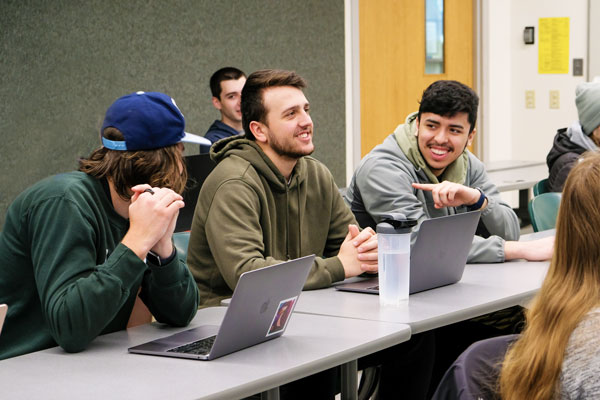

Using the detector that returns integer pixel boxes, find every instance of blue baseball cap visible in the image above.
[101,91,210,151]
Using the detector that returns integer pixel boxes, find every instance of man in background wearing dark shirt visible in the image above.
[202,67,246,152]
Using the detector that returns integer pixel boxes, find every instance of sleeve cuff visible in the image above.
[147,250,191,285]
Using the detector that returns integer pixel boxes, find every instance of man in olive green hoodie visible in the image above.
[188,69,378,308]
[189,69,438,400]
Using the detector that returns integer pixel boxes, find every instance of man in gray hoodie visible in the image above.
[346,80,554,395]
[345,80,553,263]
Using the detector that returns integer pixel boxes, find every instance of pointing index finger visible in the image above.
[412,182,436,192]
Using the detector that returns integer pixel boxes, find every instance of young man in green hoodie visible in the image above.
[188,69,378,308]
[0,91,201,360]
[189,69,440,399]
[189,68,380,399]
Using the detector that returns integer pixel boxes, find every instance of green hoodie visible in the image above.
[188,135,355,307]
[0,172,199,360]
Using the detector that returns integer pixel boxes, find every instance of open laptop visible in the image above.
[129,255,314,360]
[336,211,480,295]
[0,304,7,336]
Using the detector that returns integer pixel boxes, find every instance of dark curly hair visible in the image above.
[418,80,479,133]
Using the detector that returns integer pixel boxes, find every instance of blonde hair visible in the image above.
[79,127,187,200]
[500,151,600,399]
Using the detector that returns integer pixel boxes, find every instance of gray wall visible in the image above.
[0,0,346,228]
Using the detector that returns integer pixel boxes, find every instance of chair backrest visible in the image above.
[532,178,549,196]
[173,231,191,263]
[528,192,561,232]
[175,154,217,232]
[431,335,518,400]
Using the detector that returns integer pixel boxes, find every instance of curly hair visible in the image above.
[418,80,479,133]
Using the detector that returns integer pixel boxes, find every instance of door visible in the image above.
[359,0,475,156]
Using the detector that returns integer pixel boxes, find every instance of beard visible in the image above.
[269,133,315,160]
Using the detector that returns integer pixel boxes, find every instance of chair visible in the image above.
[431,335,518,400]
[172,231,191,263]
[175,154,217,232]
[532,178,549,196]
[528,192,561,232]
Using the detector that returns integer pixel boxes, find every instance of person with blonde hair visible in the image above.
[433,151,600,399]
[499,151,600,398]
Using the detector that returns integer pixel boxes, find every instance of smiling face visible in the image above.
[251,85,314,164]
[213,77,246,128]
[416,112,475,176]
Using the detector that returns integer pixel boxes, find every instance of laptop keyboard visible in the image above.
[167,335,217,355]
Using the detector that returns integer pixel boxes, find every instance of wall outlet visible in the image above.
[525,90,535,109]
[573,58,584,76]
[550,90,560,109]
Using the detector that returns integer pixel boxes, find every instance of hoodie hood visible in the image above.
[209,135,307,193]
[393,112,469,184]
[546,123,591,170]
[567,121,598,152]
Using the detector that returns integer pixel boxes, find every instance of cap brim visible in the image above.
[182,132,211,146]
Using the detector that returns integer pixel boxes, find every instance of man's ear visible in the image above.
[249,121,267,143]
[414,117,420,137]
[211,96,222,111]
[467,128,476,147]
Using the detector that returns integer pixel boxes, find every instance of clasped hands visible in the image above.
[339,224,378,278]
[122,184,184,260]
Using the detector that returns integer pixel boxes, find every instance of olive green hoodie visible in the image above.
[187,135,355,307]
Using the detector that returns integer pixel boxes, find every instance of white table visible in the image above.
[485,160,548,226]
[293,260,548,334]
[486,161,547,192]
[0,307,411,400]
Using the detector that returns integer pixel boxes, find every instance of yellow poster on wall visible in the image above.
[538,17,570,74]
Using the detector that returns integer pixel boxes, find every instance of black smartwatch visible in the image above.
[146,249,176,267]
[467,187,487,211]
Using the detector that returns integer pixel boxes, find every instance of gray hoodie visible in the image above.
[345,113,520,263]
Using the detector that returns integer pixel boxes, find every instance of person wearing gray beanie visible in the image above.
[576,82,600,137]
[546,82,600,192]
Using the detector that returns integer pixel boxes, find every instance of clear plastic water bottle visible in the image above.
[377,214,417,307]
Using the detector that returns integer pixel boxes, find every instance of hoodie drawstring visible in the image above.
[285,183,290,260]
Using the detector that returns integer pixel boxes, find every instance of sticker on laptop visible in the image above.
[266,296,297,337]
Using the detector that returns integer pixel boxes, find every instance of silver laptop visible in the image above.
[0,304,7,336]
[129,255,314,360]
[336,211,480,295]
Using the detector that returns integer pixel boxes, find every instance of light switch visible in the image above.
[550,90,560,109]
[525,90,535,109]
